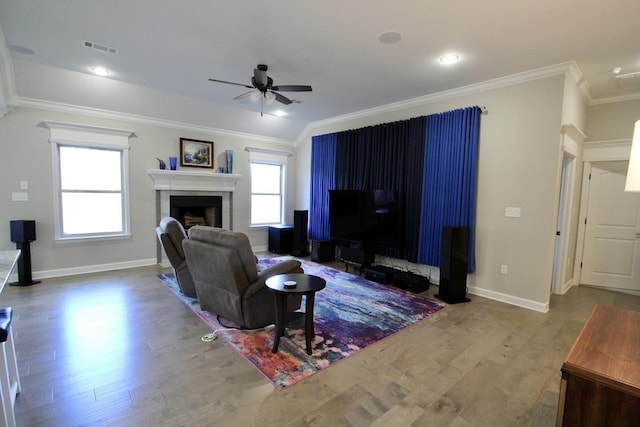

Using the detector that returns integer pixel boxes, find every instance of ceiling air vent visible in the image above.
[83,40,118,55]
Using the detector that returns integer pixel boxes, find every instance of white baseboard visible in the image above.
[556,278,574,295]
[467,285,549,313]
[253,245,269,253]
[33,258,158,280]
[27,257,548,314]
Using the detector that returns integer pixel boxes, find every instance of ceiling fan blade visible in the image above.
[233,90,253,101]
[208,78,253,89]
[273,91,293,105]
[271,85,312,92]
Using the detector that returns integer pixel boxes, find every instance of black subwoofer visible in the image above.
[436,226,470,303]
[311,240,335,263]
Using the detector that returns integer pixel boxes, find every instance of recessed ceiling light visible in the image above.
[612,67,622,75]
[89,66,112,77]
[378,31,402,44]
[273,110,287,117]
[439,54,461,65]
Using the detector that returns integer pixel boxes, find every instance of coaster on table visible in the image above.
[283,280,297,289]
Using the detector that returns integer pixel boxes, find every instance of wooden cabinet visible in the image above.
[556,305,640,427]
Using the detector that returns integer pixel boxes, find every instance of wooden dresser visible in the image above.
[556,304,640,426]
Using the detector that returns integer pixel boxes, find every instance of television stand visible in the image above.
[337,246,374,275]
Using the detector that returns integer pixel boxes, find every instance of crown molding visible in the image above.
[566,61,592,104]
[584,138,632,148]
[588,92,640,106]
[583,138,632,162]
[295,62,577,146]
[16,96,296,147]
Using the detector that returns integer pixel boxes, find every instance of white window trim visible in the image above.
[245,147,291,165]
[246,147,290,226]
[42,121,136,242]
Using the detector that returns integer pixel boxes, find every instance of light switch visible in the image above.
[20,180,28,190]
[505,207,521,218]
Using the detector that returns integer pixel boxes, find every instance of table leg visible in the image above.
[272,293,286,353]
[304,292,316,355]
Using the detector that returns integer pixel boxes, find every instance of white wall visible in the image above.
[586,99,640,142]
[0,106,297,277]
[296,75,567,311]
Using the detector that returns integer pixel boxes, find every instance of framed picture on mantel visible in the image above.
[180,138,213,168]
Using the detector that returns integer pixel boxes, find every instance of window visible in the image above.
[44,121,134,240]
[59,146,124,235]
[251,163,284,225]
[246,147,290,226]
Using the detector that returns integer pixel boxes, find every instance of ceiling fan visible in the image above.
[208,64,312,116]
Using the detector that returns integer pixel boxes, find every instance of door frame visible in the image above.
[574,138,634,287]
[552,152,576,295]
[551,125,583,296]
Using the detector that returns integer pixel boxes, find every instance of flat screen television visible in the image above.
[329,189,402,249]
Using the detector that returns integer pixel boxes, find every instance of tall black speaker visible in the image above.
[292,210,309,257]
[9,219,41,286]
[436,226,470,304]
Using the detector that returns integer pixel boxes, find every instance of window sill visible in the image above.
[55,233,132,243]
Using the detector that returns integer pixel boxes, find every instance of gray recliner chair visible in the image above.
[183,226,303,329]
[156,217,197,297]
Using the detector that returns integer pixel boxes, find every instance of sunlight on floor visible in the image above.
[62,287,132,388]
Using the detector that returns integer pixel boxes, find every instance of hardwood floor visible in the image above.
[3,262,639,426]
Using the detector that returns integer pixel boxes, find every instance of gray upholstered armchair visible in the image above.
[183,226,303,329]
[156,217,197,297]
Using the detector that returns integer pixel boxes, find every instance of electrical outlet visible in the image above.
[500,264,508,275]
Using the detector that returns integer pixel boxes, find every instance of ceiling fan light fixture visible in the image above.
[265,91,276,105]
[249,89,261,103]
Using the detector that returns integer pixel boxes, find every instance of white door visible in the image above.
[581,161,640,290]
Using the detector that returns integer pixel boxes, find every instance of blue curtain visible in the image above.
[417,106,480,272]
[309,133,337,240]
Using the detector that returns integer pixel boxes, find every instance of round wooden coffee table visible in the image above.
[265,273,326,355]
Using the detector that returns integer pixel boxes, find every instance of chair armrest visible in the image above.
[244,260,303,299]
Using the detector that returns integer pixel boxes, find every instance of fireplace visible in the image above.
[147,168,242,266]
[170,195,222,229]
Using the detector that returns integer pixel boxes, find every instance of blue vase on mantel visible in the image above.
[226,150,233,174]
[157,158,166,170]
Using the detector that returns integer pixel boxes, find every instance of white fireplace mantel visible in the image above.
[150,169,243,266]
[147,169,242,191]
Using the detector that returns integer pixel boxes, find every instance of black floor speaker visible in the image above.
[436,226,470,304]
[292,210,309,256]
[9,219,41,286]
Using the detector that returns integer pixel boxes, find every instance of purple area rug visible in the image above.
[157,258,446,390]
